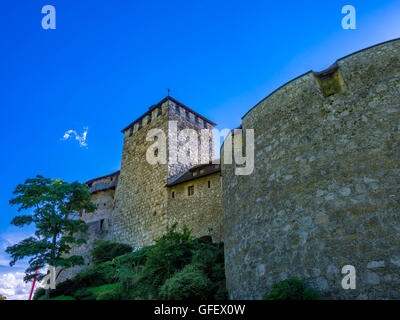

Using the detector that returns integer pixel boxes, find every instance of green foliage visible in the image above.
[190,241,227,299]
[77,261,117,286]
[6,175,96,283]
[48,225,228,301]
[33,287,46,300]
[159,264,212,300]
[96,285,121,300]
[90,241,132,265]
[51,261,117,298]
[73,288,96,300]
[49,295,76,300]
[0,294,6,300]
[142,224,193,288]
[262,278,321,300]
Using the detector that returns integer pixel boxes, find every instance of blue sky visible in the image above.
[0,0,399,299]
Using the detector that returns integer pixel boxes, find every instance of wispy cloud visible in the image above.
[61,126,89,148]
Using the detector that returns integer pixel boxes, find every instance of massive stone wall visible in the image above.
[167,171,223,242]
[222,39,400,299]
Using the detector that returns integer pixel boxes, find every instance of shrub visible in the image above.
[50,296,76,300]
[113,245,154,270]
[96,288,120,300]
[159,264,211,300]
[142,224,193,288]
[74,288,96,300]
[33,288,46,300]
[262,278,321,300]
[77,261,117,287]
[91,241,132,265]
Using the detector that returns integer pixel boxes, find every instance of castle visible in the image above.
[62,38,400,300]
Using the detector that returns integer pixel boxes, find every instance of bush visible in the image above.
[142,224,193,288]
[159,264,212,300]
[91,241,132,265]
[73,288,96,300]
[113,245,154,270]
[33,288,46,300]
[77,261,117,287]
[96,288,121,300]
[262,278,321,300]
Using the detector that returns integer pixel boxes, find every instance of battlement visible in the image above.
[121,96,216,140]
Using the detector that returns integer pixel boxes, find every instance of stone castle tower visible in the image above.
[111,96,221,248]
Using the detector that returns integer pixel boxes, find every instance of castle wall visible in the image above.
[167,171,223,242]
[112,102,169,248]
[222,39,400,299]
[57,188,114,282]
[167,100,215,181]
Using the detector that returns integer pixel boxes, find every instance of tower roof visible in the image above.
[121,96,216,133]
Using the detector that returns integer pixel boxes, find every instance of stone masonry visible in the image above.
[222,38,400,299]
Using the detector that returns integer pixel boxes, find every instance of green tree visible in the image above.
[0,294,6,300]
[5,175,96,297]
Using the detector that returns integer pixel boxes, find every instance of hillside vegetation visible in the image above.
[34,225,228,300]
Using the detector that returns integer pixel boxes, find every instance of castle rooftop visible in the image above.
[166,162,221,187]
[121,96,217,133]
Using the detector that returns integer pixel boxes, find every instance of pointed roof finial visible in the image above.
[167,88,170,97]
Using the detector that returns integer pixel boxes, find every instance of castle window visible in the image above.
[100,219,104,231]
[147,117,152,124]
[188,185,194,196]
[186,113,190,121]
[129,128,133,137]
[172,191,175,199]
[154,149,159,157]
[208,181,211,188]
[176,107,180,115]
[138,123,142,130]
[195,117,199,125]
[203,122,208,129]
[157,109,162,117]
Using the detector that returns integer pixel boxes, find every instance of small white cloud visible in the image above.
[61,127,88,148]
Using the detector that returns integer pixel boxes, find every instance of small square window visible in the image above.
[188,186,194,196]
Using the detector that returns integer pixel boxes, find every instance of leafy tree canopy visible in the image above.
[6,175,96,283]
